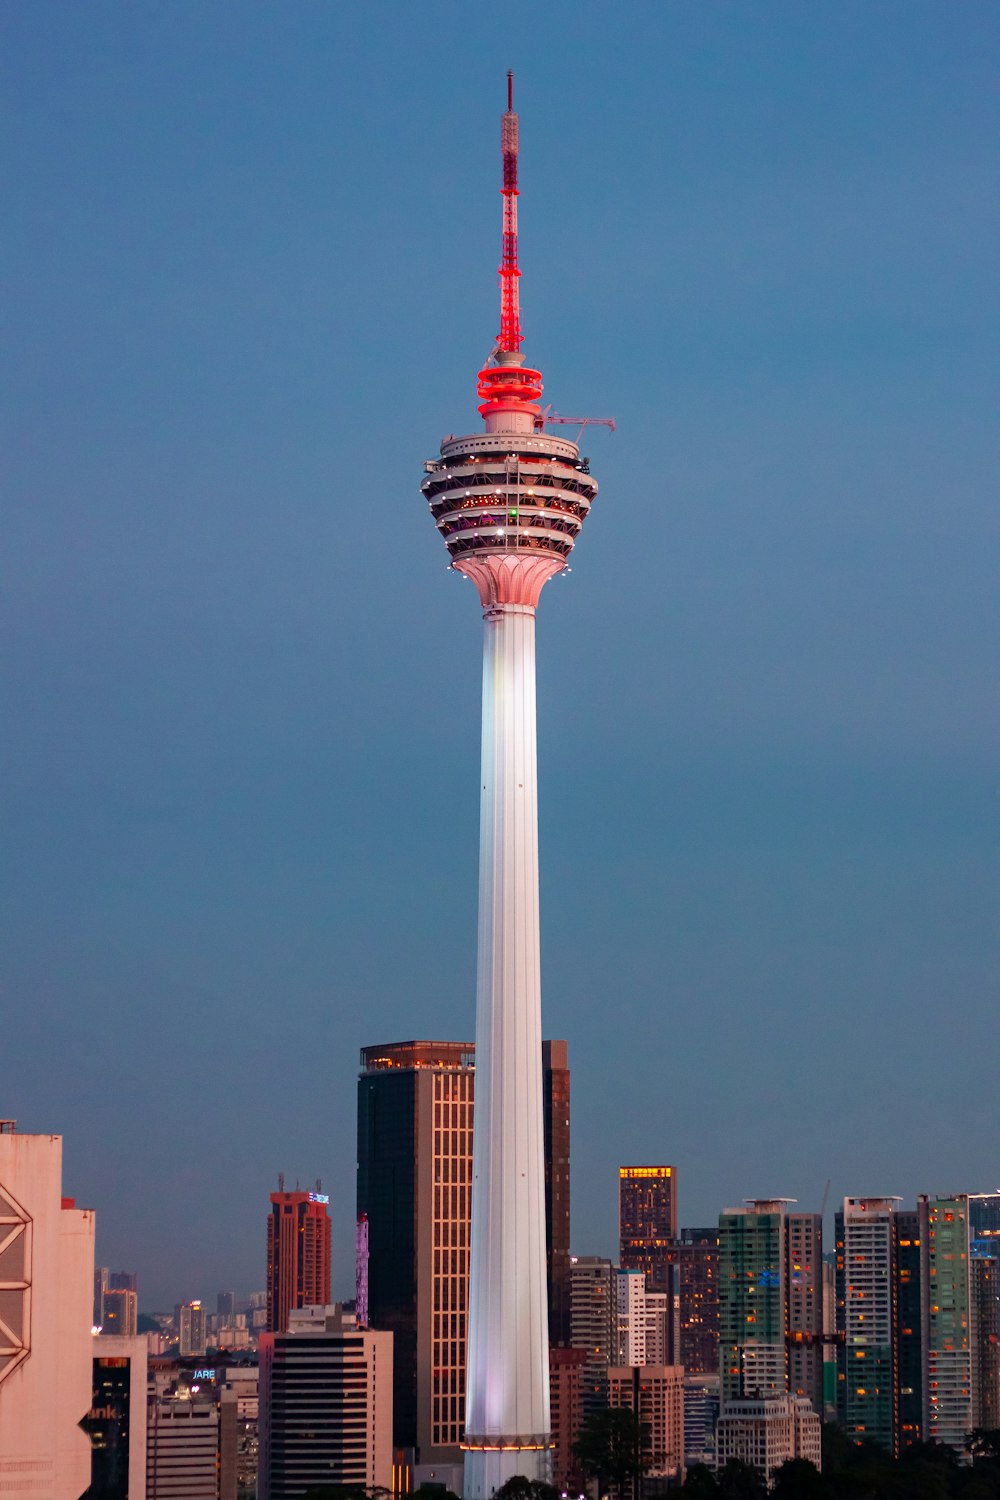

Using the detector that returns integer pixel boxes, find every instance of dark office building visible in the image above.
[357,1040,474,1465]
[676,1227,720,1376]
[895,1209,923,1449]
[83,1356,133,1500]
[543,1039,571,1347]
[357,1036,570,1463]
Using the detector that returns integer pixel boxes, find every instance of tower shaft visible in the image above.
[464,602,550,1497]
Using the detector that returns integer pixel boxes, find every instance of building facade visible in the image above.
[356,1035,570,1466]
[542,1039,571,1348]
[258,1305,392,1500]
[619,1166,677,1296]
[677,1228,720,1377]
[895,1209,923,1449]
[835,1197,900,1455]
[715,1394,821,1486]
[356,1040,474,1465]
[266,1191,331,1335]
[785,1212,824,1415]
[87,1334,148,1500]
[718,1202,789,1404]
[549,1348,587,1493]
[0,1125,96,1500]
[919,1193,1000,1452]
[569,1255,616,1417]
[608,1365,684,1490]
[177,1302,208,1359]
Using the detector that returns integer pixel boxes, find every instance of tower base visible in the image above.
[463,1446,550,1500]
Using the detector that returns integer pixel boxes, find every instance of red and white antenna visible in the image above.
[499,71,522,354]
[477,73,542,423]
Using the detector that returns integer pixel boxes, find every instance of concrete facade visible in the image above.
[0,1128,95,1500]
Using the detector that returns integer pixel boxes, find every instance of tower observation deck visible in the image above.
[421,77,603,1498]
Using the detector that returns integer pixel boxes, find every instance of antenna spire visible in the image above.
[499,71,522,353]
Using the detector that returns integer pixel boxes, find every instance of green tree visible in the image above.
[716,1460,766,1500]
[771,1459,828,1499]
[572,1406,651,1500]
[681,1464,720,1496]
[494,1480,559,1500]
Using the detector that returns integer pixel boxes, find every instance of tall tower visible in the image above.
[421,77,600,1498]
[266,1188,332,1333]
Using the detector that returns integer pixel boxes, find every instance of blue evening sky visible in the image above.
[3,2,998,1309]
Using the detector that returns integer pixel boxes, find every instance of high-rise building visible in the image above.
[217,1292,236,1320]
[87,1333,148,1500]
[94,1265,110,1328]
[543,1039,571,1348]
[357,1039,474,1466]
[420,75,603,1499]
[971,1254,1000,1433]
[677,1227,720,1376]
[109,1270,138,1293]
[615,1268,649,1366]
[569,1255,616,1417]
[718,1201,790,1404]
[356,1035,571,1466]
[683,1374,720,1470]
[258,1304,392,1500]
[785,1212,824,1414]
[608,1365,685,1491]
[619,1166,678,1295]
[895,1209,923,1448]
[103,1287,139,1338]
[549,1348,587,1494]
[0,1123,95,1498]
[266,1189,331,1334]
[835,1197,900,1455]
[919,1193,1000,1452]
[176,1301,208,1358]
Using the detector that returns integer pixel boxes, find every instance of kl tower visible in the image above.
[420,76,605,1498]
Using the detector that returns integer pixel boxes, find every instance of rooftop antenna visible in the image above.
[499,70,522,354]
[277,1172,285,1193]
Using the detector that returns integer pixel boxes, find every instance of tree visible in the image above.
[771,1459,828,1499]
[716,1460,766,1500]
[681,1465,719,1496]
[573,1407,652,1500]
[494,1480,559,1500]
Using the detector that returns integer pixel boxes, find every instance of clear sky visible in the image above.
[3,2,998,1311]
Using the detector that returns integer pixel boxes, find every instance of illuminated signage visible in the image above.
[308,1192,330,1204]
[192,1367,216,1382]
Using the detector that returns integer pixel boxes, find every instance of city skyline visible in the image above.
[4,3,999,1310]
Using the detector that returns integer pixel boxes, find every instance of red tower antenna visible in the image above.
[499,70,522,354]
[477,73,543,421]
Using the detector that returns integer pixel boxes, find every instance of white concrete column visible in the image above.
[464,602,550,1499]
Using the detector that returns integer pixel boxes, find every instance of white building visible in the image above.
[716,1393,821,1487]
[615,1268,648,1364]
[258,1305,392,1500]
[0,1125,95,1500]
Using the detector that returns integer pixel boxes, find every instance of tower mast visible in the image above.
[420,77,602,1498]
